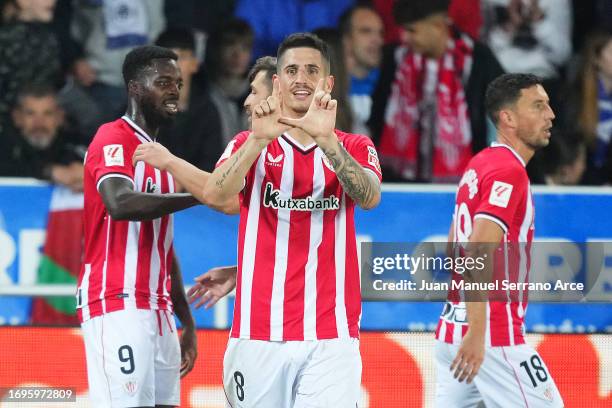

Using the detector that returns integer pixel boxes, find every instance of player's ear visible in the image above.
[325,75,334,93]
[498,108,515,129]
[128,80,141,97]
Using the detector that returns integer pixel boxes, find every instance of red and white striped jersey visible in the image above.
[218,130,382,341]
[77,116,175,323]
[436,143,534,347]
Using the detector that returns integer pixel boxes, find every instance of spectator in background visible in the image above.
[369,0,504,182]
[313,27,354,133]
[373,0,483,44]
[340,3,384,136]
[155,28,224,172]
[235,0,353,59]
[482,0,572,109]
[0,0,61,137]
[567,30,612,185]
[543,133,586,185]
[204,18,252,147]
[70,0,165,122]
[0,85,85,191]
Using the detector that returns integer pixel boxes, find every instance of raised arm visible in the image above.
[132,143,239,214]
[203,79,290,206]
[278,79,381,209]
[99,177,199,221]
[316,140,381,209]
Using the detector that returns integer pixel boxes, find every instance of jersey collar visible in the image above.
[121,115,154,143]
[490,142,526,167]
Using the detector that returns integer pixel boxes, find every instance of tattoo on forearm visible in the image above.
[216,148,246,190]
[323,143,378,206]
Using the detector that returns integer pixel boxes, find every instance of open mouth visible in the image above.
[163,100,178,114]
[292,89,312,101]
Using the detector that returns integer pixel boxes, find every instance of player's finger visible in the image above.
[255,105,264,117]
[327,99,337,111]
[204,295,220,309]
[193,291,213,309]
[277,116,301,129]
[320,93,332,108]
[267,95,277,113]
[272,77,280,98]
[450,352,463,371]
[457,361,472,382]
[261,99,271,115]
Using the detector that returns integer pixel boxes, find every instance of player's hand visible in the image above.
[180,326,197,378]
[187,266,237,309]
[251,78,291,143]
[278,78,337,141]
[450,329,485,384]
[132,142,174,171]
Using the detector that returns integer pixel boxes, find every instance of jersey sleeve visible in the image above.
[215,131,251,168]
[473,165,527,233]
[85,128,135,191]
[344,134,383,182]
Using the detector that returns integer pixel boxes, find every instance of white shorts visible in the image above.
[223,337,361,408]
[435,340,563,408]
[81,308,181,408]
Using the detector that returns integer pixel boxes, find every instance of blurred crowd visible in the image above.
[0,0,611,190]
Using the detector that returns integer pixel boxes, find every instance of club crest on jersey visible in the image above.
[103,144,124,167]
[459,169,478,199]
[367,146,382,174]
[263,182,340,211]
[145,177,159,194]
[322,154,335,172]
[266,152,284,167]
[489,180,513,208]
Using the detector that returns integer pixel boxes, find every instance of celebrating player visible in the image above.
[78,45,220,408]
[131,57,280,307]
[435,74,563,407]
[131,56,277,209]
[200,33,382,407]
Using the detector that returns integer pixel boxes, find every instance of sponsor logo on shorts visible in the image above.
[123,379,138,396]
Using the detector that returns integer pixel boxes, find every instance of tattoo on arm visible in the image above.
[322,143,379,207]
[216,148,246,190]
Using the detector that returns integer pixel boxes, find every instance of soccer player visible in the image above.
[78,45,228,408]
[131,56,280,305]
[202,33,382,407]
[131,56,277,203]
[435,74,563,407]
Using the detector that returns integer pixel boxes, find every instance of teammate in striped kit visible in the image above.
[435,74,563,407]
[78,46,236,408]
[202,33,382,407]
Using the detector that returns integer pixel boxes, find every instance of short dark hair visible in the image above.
[339,3,380,36]
[15,83,57,108]
[393,0,450,25]
[485,73,544,126]
[247,56,277,87]
[277,32,330,72]
[155,28,196,52]
[122,45,178,87]
[205,18,254,78]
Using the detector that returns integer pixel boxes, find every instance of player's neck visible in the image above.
[496,132,535,165]
[125,103,159,139]
[287,128,315,147]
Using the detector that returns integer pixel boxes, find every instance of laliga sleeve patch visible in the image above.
[103,144,124,167]
[367,145,382,174]
[489,181,513,208]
